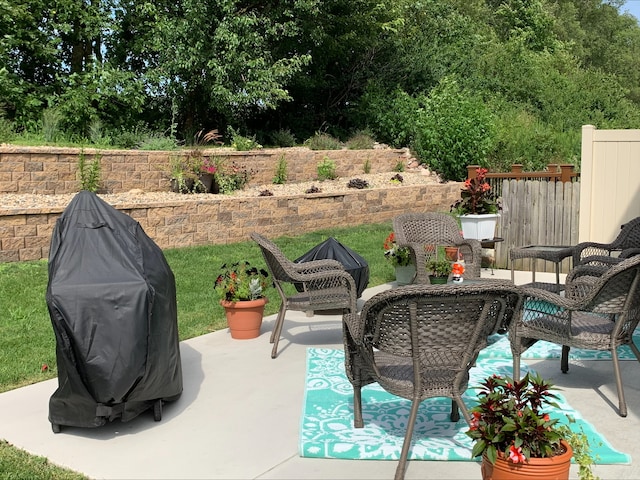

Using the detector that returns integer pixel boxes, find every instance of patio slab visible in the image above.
[0,269,638,479]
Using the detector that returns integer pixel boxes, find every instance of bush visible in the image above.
[229,126,261,151]
[346,130,375,149]
[412,77,495,181]
[270,129,297,147]
[317,156,337,181]
[77,150,101,192]
[304,132,342,150]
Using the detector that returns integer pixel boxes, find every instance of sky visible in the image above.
[623,0,640,23]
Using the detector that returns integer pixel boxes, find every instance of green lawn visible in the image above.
[0,223,394,478]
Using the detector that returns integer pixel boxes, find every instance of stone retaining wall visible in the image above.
[0,146,409,194]
[0,183,460,262]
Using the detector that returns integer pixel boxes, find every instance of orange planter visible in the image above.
[220,297,268,339]
[481,440,573,480]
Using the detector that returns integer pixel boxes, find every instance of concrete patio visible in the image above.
[0,269,639,479]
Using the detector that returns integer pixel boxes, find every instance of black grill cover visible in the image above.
[46,191,182,429]
[295,237,369,298]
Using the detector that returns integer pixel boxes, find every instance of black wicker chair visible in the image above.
[511,255,640,417]
[392,213,482,284]
[342,283,522,480]
[251,233,357,358]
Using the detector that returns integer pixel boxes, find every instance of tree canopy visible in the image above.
[1,0,639,179]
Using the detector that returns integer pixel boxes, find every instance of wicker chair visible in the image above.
[251,233,357,358]
[392,213,482,284]
[573,216,640,267]
[342,283,522,480]
[510,255,640,417]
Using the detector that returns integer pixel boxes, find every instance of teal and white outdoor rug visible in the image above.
[300,348,630,464]
[482,331,640,361]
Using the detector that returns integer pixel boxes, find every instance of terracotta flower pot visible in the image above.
[220,297,268,339]
[445,246,460,261]
[481,440,573,480]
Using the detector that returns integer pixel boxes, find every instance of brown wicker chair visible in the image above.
[342,283,522,480]
[511,254,640,417]
[392,213,482,284]
[251,233,357,358]
[572,216,640,266]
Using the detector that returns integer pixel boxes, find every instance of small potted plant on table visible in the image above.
[384,232,415,285]
[426,258,452,284]
[214,261,270,339]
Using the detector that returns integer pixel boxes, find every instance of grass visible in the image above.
[0,223,395,480]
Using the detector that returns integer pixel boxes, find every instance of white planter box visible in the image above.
[459,214,500,240]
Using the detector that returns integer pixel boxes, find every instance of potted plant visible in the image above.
[426,258,452,284]
[450,167,500,240]
[383,232,415,285]
[214,261,270,339]
[466,372,598,480]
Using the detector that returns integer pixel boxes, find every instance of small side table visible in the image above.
[480,237,504,275]
[510,245,574,291]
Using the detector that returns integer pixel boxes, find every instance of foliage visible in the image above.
[426,258,452,277]
[305,132,343,150]
[347,178,369,189]
[383,232,412,267]
[41,108,63,143]
[412,76,495,181]
[0,439,88,479]
[269,129,297,147]
[363,158,371,174]
[272,155,288,184]
[394,161,405,172]
[77,150,101,193]
[167,155,200,194]
[316,157,338,181]
[450,167,500,215]
[214,159,253,194]
[228,126,262,151]
[214,261,270,302]
[466,372,565,465]
[346,130,375,149]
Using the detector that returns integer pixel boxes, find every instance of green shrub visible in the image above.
[270,129,297,147]
[272,155,288,184]
[346,130,375,149]
[304,132,342,150]
[412,76,495,181]
[77,150,102,192]
[138,134,180,151]
[363,158,371,174]
[394,161,405,172]
[229,126,261,151]
[42,108,63,143]
[317,156,338,181]
[0,117,15,143]
[215,158,253,194]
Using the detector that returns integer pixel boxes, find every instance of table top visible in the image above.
[480,237,504,248]
[509,244,574,262]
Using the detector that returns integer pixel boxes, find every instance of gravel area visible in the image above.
[1,169,445,210]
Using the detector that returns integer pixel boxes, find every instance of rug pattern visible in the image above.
[300,348,630,464]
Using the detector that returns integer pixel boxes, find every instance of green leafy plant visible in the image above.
[346,130,375,149]
[363,158,371,174]
[394,160,405,172]
[41,108,63,143]
[383,232,412,267]
[214,158,253,194]
[272,154,288,184]
[317,156,337,181]
[426,258,452,277]
[467,372,565,464]
[450,167,500,215]
[269,129,296,147]
[77,149,101,192]
[228,126,261,151]
[214,261,270,302]
[304,132,342,150]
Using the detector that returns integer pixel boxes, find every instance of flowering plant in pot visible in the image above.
[450,167,501,240]
[426,258,452,284]
[383,232,412,267]
[466,372,597,479]
[214,261,270,339]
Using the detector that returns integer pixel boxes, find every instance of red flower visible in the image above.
[508,445,526,464]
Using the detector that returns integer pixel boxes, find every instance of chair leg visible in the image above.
[561,345,570,373]
[450,399,460,422]
[456,397,472,425]
[353,385,364,428]
[611,349,628,417]
[512,352,522,380]
[270,306,287,359]
[269,305,286,343]
[394,399,420,480]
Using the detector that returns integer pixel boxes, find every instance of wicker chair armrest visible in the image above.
[520,286,581,311]
[620,248,640,259]
[567,263,610,282]
[572,241,613,264]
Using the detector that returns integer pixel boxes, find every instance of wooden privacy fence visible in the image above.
[494,179,580,273]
